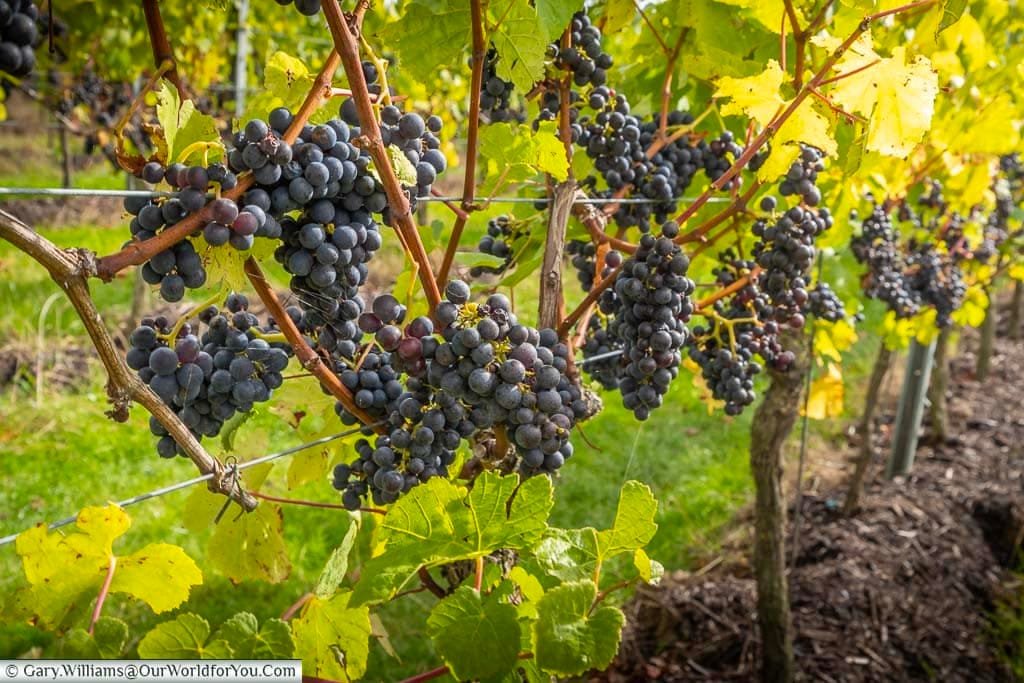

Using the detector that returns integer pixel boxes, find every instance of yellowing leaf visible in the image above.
[13,505,202,628]
[804,362,844,420]
[293,592,371,682]
[756,104,836,183]
[951,285,988,328]
[814,318,858,362]
[1009,264,1024,282]
[830,46,938,157]
[716,60,786,126]
[155,81,222,166]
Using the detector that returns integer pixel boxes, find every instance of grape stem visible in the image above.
[113,59,174,173]
[695,267,763,311]
[160,288,226,343]
[0,210,257,511]
[438,0,486,287]
[243,258,383,431]
[321,0,443,311]
[141,0,186,98]
[94,51,343,279]
[88,556,117,635]
[417,567,448,599]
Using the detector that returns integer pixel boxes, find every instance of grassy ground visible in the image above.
[0,213,880,677]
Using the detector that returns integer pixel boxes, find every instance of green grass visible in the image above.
[0,225,135,341]
[0,128,125,190]
[0,222,880,679]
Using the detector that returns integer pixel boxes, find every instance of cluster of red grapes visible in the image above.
[580,222,695,420]
[331,280,587,507]
[850,182,975,327]
[127,295,292,458]
[0,0,37,78]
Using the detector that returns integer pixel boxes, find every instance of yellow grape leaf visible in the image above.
[13,505,202,628]
[155,81,222,166]
[683,357,724,414]
[184,488,292,584]
[292,592,372,682]
[914,309,940,345]
[951,285,988,328]
[944,161,993,215]
[813,318,858,363]
[716,60,786,126]
[1009,264,1024,282]
[756,104,836,183]
[829,46,938,157]
[804,362,844,420]
[881,311,915,350]
[951,94,1021,155]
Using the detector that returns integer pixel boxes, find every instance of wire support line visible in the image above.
[0,422,384,548]
[0,186,733,205]
[0,349,630,549]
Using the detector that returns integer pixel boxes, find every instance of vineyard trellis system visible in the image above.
[2,0,1023,681]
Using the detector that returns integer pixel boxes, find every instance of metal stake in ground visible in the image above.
[886,338,937,479]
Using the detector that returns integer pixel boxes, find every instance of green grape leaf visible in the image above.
[59,618,128,659]
[633,549,664,584]
[456,252,508,268]
[213,613,296,659]
[243,52,334,127]
[386,144,418,186]
[350,472,554,606]
[936,0,969,36]
[536,0,578,39]
[138,613,234,659]
[426,585,520,680]
[155,81,222,166]
[184,488,292,584]
[535,481,658,584]
[532,581,624,676]
[378,1,471,85]
[534,527,601,583]
[602,0,634,34]
[314,518,360,598]
[292,592,372,683]
[479,121,569,187]
[491,1,551,92]
[596,481,658,557]
[12,505,202,628]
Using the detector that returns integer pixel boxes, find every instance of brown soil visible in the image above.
[603,311,1024,682]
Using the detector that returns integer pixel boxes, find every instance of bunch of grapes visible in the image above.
[552,11,612,88]
[751,198,834,329]
[125,164,230,301]
[338,65,446,216]
[0,0,37,78]
[479,47,521,123]
[273,0,321,17]
[778,145,825,206]
[473,215,527,277]
[578,315,624,391]
[598,222,695,419]
[905,241,966,328]
[687,256,789,414]
[806,282,845,322]
[127,294,292,458]
[850,203,917,316]
[566,239,621,291]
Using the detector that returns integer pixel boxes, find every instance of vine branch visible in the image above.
[438,0,486,287]
[320,0,443,310]
[141,0,186,98]
[0,210,257,510]
[95,51,342,279]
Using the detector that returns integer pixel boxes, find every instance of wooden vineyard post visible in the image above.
[842,343,893,514]
[976,299,997,381]
[886,338,936,479]
[1010,281,1023,341]
[926,326,952,443]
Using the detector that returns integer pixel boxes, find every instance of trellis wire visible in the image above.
[0,350,626,549]
[0,422,382,548]
[0,186,732,205]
